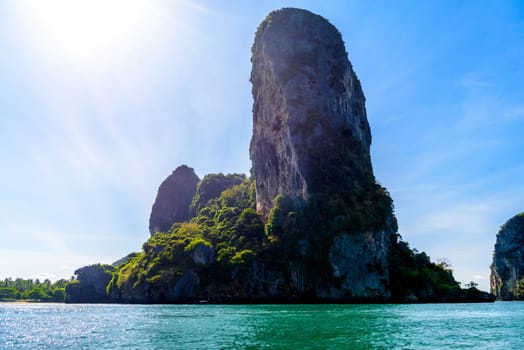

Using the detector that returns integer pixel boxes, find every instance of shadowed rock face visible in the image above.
[491,212,524,299]
[250,8,371,217]
[65,264,114,303]
[149,165,200,235]
[249,8,394,300]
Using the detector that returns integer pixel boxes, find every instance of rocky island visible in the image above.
[65,8,494,304]
[491,212,524,300]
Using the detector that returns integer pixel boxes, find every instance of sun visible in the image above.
[22,0,150,59]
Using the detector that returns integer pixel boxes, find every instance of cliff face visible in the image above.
[326,219,393,299]
[65,264,114,303]
[250,8,393,299]
[491,212,524,299]
[250,8,371,217]
[149,165,200,235]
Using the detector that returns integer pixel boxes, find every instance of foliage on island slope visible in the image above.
[70,169,490,303]
[106,177,267,302]
[108,160,397,301]
[388,236,460,301]
[190,173,246,216]
[108,175,466,301]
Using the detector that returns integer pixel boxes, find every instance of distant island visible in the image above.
[491,212,524,300]
[4,8,495,304]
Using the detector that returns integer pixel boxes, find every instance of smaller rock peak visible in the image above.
[149,165,200,235]
[172,164,195,175]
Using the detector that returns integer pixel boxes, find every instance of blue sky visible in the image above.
[1,0,523,291]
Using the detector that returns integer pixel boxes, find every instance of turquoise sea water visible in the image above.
[1,302,523,349]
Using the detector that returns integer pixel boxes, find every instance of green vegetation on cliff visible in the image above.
[87,171,476,303]
[190,173,246,216]
[389,237,460,301]
[107,170,393,301]
[105,177,268,302]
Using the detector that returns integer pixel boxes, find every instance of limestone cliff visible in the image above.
[65,264,114,303]
[250,8,371,217]
[250,8,394,299]
[149,165,199,235]
[491,212,524,299]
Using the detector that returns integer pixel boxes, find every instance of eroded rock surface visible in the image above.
[491,212,524,299]
[149,165,200,235]
[250,8,371,217]
[65,264,114,303]
[249,8,394,300]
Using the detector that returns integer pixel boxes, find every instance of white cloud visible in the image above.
[457,76,491,88]
[504,105,524,121]
[420,203,495,235]
[0,249,102,281]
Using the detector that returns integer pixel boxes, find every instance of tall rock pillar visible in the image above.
[250,8,372,217]
[250,8,396,300]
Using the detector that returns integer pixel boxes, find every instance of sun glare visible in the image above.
[24,0,150,59]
